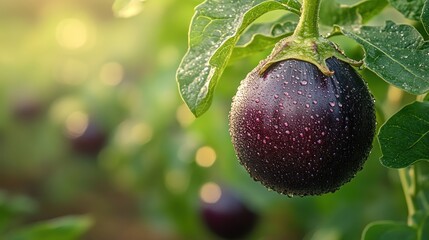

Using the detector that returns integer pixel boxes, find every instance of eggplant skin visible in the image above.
[229,57,376,196]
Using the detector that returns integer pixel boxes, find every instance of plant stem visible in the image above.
[399,167,417,226]
[293,0,321,39]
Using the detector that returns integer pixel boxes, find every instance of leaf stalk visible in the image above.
[399,167,417,226]
[293,0,321,39]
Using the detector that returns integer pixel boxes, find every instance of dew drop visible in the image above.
[329,101,336,107]
[274,94,279,99]
[300,80,308,86]
[305,104,310,108]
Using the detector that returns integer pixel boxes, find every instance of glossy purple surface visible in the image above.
[229,58,375,196]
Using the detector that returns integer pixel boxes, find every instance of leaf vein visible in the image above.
[350,32,428,84]
[406,130,429,150]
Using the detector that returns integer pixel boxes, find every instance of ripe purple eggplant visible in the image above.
[69,122,107,156]
[200,188,259,239]
[229,57,375,196]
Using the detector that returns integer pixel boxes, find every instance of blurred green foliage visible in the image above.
[0,0,419,239]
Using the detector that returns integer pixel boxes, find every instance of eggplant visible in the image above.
[229,57,376,196]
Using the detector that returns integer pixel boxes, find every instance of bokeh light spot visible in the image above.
[56,18,88,49]
[176,104,195,127]
[99,62,124,86]
[132,123,153,145]
[115,0,146,18]
[195,146,216,168]
[200,182,222,204]
[115,120,153,148]
[50,98,85,125]
[65,111,89,138]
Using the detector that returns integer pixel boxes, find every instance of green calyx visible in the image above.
[258,35,362,76]
[257,0,361,76]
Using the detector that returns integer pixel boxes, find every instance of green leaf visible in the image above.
[358,0,389,23]
[422,0,429,35]
[388,0,425,20]
[418,213,429,240]
[231,14,298,61]
[112,0,145,18]
[378,101,429,168]
[320,0,388,26]
[176,0,301,117]
[341,21,429,95]
[0,192,37,232]
[7,215,93,240]
[362,221,417,240]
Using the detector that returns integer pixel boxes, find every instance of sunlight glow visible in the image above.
[56,18,88,49]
